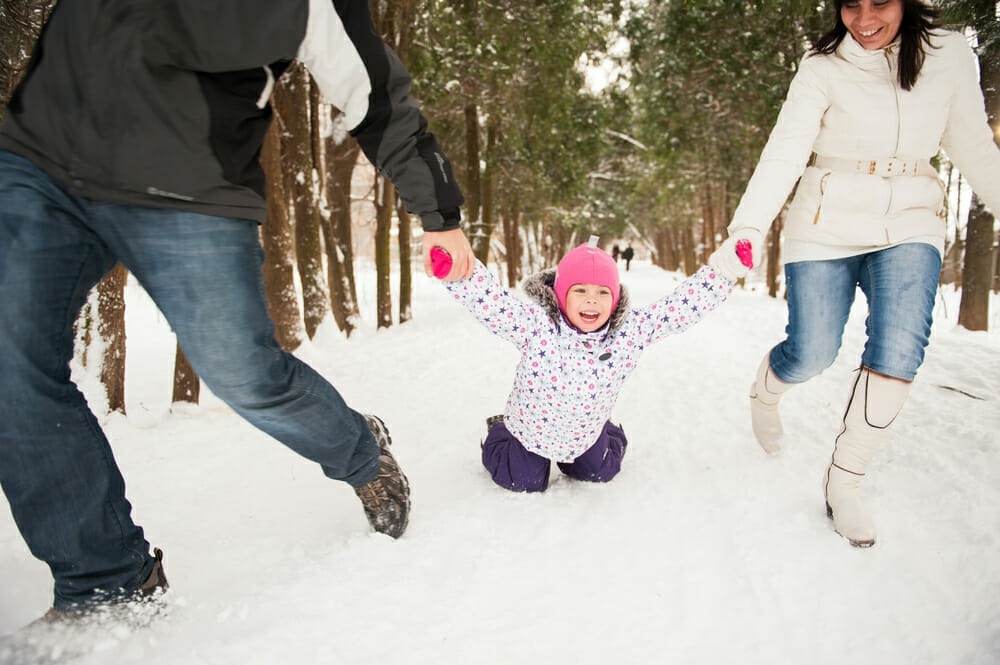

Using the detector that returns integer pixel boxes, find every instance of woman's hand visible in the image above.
[709,228,764,281]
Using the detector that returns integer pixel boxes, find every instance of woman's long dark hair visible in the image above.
[811,0,943,90]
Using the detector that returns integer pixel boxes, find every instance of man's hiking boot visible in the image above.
[0,547,171,664]
[354,415,410,538]
[138,547,169,597]
[38,548,170,624]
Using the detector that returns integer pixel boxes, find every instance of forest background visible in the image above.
[1,0,998,413]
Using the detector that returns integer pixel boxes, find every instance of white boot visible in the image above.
[824,367,910,547]
[749,354,791,454]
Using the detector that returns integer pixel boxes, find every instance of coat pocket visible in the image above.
[784,167,947,248]
[786,168,892,227]
[785,166,828,227]
[820,172,892,215]
[886,175,945,216]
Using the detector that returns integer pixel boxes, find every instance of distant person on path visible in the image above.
[621,245,635,271]
[612,244,621,262]
[440,235,749,492]
[0,0,474,620]
[725,0,1000,547]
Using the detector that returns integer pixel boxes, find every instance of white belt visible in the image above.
[810,154,937,178]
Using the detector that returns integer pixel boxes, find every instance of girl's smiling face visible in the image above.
[563,283,614,332]
[841,0,903,51]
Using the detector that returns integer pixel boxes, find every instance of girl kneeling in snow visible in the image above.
[443,236,748,492]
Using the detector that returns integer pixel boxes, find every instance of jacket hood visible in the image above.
[522,268,630,334]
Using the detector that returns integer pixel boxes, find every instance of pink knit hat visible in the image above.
[554,236,620,312]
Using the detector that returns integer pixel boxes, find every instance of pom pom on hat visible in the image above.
[554,235,620,312]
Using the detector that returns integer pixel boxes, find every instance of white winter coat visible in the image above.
[729,30,1000,263]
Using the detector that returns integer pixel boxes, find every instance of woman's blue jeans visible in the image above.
[0,151,380,609]
[769,243,942,384]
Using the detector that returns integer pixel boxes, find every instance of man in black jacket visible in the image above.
[0,0,474,616]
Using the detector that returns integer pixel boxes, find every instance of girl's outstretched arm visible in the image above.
[626,265,734,346]
[442,261,550,350]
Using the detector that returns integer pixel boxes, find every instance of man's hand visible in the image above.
[423,229,475,281]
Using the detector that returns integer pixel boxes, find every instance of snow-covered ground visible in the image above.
[1,259,998,664]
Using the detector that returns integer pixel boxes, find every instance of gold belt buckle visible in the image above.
[869,160,877,175]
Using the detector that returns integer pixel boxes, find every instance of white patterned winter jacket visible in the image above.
[729,30,1000,263]
[445,261,733,462]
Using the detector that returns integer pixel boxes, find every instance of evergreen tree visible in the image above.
[410,0,623,271]
[942,0,999,331]
[626,0,826,276]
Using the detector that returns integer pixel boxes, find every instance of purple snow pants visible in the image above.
[481,419,627,492]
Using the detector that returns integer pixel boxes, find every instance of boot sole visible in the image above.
[826,502,875,548]
[358,415,410,538]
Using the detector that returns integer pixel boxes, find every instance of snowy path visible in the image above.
[1,261,998,664]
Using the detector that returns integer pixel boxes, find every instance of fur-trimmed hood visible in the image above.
[521,268,630,334]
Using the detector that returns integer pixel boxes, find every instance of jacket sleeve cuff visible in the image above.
[419,208,462,232]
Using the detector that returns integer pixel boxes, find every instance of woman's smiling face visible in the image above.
[841,0,904,51]
[564,283,614,332]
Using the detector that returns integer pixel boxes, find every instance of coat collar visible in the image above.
[836,33,900,72]
[522,268,630,335]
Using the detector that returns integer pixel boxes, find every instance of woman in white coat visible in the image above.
[717,0,1000,547]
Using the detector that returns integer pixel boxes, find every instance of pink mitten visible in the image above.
[430,247,453,279]
[736,239,753,269]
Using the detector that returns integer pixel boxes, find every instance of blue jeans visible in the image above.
[769,243,942,384]
[0,151,380,609]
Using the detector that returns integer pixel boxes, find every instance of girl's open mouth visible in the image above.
[580,311,600,324]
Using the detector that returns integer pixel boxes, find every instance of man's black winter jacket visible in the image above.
[0,0,463,230]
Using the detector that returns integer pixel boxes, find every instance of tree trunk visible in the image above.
[958,20,998,330]
[370,0,414,326]
[73,298,94,369]
[651,228,666,270]
[465,102,490,261]
[323,110,361,336]
[480,118,499,270]
[993,235,999,294]
[701,183,716,261]
[171,342,200,405]
[958,195,993,331]
[260,120,304,352]
[682,226,697,276]
[767,212,784,299]
[397,194,413,323]
[655,227,680,272]
[374,171,394,329]
[276,66,327,340]
[502,188,521,287]
[97,263,127,414]
[296,67,329,339]
[524,220,539,274]
[669,227,682,271]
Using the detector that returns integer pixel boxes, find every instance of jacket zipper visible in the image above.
[885,45,900,230]
[885,46,902,156]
